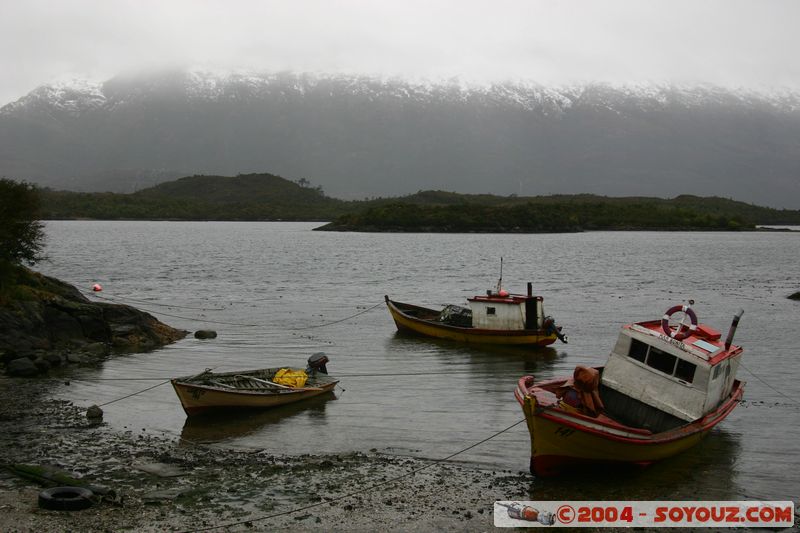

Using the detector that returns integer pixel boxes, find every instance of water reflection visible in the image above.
[387,332,563,377]
[179,394,335,444]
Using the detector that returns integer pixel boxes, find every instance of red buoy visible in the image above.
[498,289,509,297]
[92,283,103,292]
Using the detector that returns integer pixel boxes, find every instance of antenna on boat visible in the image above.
[724,309,745,350]
[496,257,503,294]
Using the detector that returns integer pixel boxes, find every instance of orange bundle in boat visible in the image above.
[556,365,605,417]
[573,365,605,416]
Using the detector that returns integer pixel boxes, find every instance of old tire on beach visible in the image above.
[38,486,94,511]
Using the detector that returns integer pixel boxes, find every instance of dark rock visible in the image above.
[0,267,187,376]
[43,307,84,341]
[789,292,800,300]
[6,357,39,377]
[33,358,51,373]
[41,352,63,366]
[194,330,217,339]
[84,342,109,356]
[66,353,89,364]
[77,313,110,340]
[86,405,104,420]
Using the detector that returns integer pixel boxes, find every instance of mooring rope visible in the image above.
[82,290,384,330]
[87,291,227,311]
[292,301,384,330]
[61,300,382,408]
[738,361,799,406]
[96,380,170,407]
[178,419,526,533]
[2,369,495,382]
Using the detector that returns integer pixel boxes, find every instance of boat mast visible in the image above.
[496,257,503,294]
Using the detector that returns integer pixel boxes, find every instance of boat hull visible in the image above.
[515,375,744,477]
[385,298,557,346]
[171,370,339,416]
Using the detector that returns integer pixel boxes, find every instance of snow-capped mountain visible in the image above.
[1,70,799,207]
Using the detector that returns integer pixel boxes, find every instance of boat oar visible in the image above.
[234,375,323,391]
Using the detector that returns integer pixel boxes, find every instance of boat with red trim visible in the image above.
[385,281,567,347]
[515,304,745,476]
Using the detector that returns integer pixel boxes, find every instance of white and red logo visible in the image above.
[494,501,795,528]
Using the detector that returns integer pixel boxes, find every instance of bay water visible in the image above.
[38,221,799,502]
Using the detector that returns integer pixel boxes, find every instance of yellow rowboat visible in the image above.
[515,305,746,476]
[385,283,566,347]
[171,354,338,416]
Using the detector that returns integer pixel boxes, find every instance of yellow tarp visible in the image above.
[273,368,308,388]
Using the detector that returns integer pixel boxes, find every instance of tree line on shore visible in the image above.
[4,173,800,245]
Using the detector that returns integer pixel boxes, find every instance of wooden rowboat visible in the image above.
[515,305,745,476]
[171,355,338,416]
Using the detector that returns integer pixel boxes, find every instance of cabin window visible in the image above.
[674,358,697,383]
[646,347,677,375]
[628,338,648,362]
[713,365,722,379]
[486,307,496,315]
[627,337,697,384]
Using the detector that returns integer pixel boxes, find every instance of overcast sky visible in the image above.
[2,0,799,105]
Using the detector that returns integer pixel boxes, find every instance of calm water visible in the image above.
[39,221,799,502]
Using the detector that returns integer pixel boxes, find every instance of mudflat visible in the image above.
[0,379,530,532]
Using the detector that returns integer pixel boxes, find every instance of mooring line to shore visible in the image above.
[291,301,385,330]
[2,369,497,382]
[738,361,799,405]
[81,290,384,330]
[84,291,228,311]
[177,418,526,533]
[95,380,171,407]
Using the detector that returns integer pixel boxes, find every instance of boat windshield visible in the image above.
[627,338,697,384]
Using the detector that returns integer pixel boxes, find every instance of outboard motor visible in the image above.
[544,316,568,344]
[307,352,330,374]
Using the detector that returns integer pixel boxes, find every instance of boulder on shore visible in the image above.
[1,267,187,376]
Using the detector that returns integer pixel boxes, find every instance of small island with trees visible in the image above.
[34,172,800,232]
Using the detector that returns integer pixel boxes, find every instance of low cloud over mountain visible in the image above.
[1,70,798,208]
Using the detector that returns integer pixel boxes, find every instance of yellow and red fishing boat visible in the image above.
[515,304,745,476]
[385,281,567,347]
[171,354,338,416]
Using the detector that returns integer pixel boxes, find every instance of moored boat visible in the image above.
[515,304,745,476]
[385,282,566,347]
[171,354,339,416]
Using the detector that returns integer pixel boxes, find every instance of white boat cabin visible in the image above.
[600,318,743,430]
[467,283,545,331]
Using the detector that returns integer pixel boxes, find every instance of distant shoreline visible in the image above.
[39,218,800,233]
[38,175,800,230]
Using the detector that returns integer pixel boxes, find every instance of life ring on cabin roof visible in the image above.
[661,305,698,341]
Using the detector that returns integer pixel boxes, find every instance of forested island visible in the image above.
[36,172,800,231]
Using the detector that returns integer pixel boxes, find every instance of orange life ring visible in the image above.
[661,305,698,341]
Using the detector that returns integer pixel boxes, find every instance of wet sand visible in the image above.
[0,379,530,532]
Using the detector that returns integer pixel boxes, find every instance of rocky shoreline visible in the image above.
[0,269,533,531]
[0,379,531,532]
[0,267,186,377]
